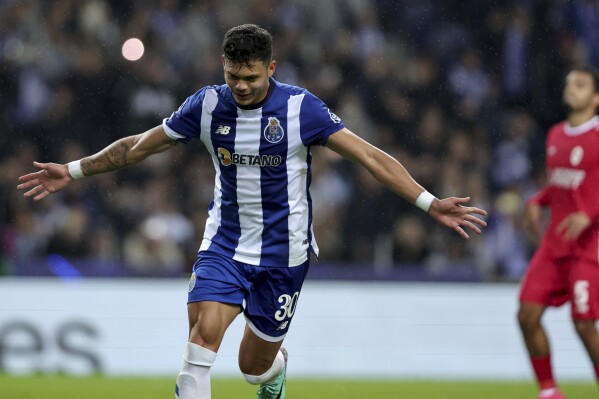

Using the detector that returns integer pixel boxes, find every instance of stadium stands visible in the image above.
[1,0,597,280]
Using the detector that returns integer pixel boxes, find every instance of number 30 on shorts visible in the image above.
[274,292,300,321]
[574,280,590,314]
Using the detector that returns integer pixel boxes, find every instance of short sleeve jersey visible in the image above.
[163,79,344,267]
[531,116,599,262]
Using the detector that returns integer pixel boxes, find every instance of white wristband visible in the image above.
[415,190,436,212]
[67,160,85,180]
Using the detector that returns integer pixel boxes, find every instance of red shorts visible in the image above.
[519,250,599,320]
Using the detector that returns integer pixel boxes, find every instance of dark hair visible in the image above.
[222,24,273,66]
[570,64,599,92]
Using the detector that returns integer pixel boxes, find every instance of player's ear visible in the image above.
[267,60,276,78]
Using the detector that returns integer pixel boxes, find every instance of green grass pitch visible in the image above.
[0,375,596,398]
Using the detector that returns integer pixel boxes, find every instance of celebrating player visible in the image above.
[17,24,487,399]
[518,65,599,399]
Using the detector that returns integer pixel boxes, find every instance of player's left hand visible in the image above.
[556,211,590,241]
[428,196,487,239]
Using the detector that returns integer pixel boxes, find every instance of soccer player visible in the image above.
[518,65,599,399]
[17,24,487,399]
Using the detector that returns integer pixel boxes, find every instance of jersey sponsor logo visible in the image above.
[548,167,586,189]
[264,117,285,143]
[218,147,233,166]
[217,147,282,167]
[328,108,341,124]
[214,125,231,135]
[570,145,584,166]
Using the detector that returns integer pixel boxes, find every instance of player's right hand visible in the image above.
[17,161,74,201]
[556,211,591,241]
[523,203,542,242]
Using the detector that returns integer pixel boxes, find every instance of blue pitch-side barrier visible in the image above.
[6,256,484,282]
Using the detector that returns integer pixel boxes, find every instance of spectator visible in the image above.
[2,1,597,280]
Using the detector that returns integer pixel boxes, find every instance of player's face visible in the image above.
[563,71,599,112]
[223,58,276,106]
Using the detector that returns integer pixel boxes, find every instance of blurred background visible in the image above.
[1,0,598,282]
[3,1,599,393]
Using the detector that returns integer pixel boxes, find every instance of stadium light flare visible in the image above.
[122,38,144,61]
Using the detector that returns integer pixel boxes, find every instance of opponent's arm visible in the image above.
[325,128,487,238]
[555,186,592,242]
[18,125,178,201]
[523,186,551,242]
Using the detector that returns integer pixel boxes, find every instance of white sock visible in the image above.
[539,388,557,398]
[175,342,217,399]
[243,350,285,385]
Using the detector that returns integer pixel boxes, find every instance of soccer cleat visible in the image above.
[537,388,566,399]
[256,347,288,399]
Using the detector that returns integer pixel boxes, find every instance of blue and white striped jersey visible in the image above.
[163,79,344,267]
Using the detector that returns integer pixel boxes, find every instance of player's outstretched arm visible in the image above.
[523,202,543,242]
[17,125,178,201]
[325,128,487,239]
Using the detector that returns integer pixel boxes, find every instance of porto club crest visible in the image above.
[264,117,285,143]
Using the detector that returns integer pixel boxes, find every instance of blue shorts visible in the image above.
[187,251,310,342]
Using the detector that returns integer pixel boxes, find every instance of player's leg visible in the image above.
[518,302,549,356]
[518,252,569,398]
[239,325,288,398]
[188,301,241,351]
[175,252,248,399]
[238,260,310,399]
[176,301,241,399]
[570,260,599,385]
[517,302,557,390]
[573,319,599,384]
[239,324,284,376]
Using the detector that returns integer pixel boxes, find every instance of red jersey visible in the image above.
[529,116,599,262]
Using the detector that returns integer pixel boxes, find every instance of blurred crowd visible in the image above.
[1,0,598,280]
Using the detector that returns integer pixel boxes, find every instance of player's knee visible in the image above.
[189,325,222,352]
[240,357,282,385]
[573,319,597,340]
[242,370,271,385]
[517,305,542,332]
[239,356,272,378]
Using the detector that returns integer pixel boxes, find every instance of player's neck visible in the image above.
[567,109,597,127]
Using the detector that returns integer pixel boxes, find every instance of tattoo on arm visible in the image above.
[80,138,134,176]
[79,130,178,176]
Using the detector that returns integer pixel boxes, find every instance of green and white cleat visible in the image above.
[257,348,288,399]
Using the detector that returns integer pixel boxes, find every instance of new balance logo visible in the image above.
[215,125,231,135]
[277,321,289,331]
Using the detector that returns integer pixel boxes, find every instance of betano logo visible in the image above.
[217,147,282,167]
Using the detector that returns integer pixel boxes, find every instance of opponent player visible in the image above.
[518,65,599,399]
[17,24,487,399]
